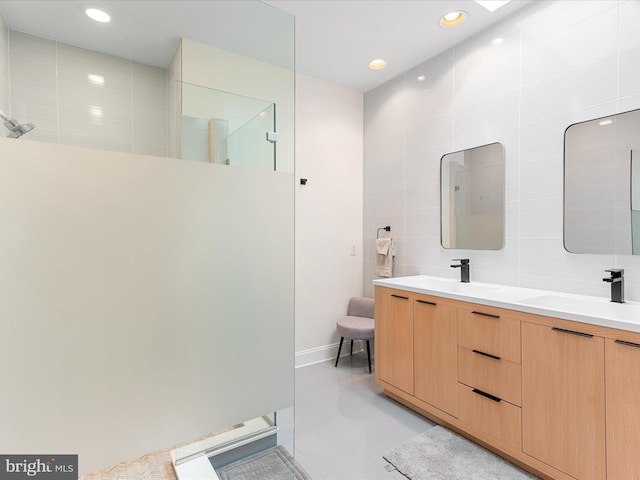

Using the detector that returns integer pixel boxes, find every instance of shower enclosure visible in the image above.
[0,2,295,478]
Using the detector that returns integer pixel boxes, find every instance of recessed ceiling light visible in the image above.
[417,75,426,82]
[368,59,388,71]
[474,1,511,12]
[440,11,466,28]
[85,6,111,23]
[491,37,504,45]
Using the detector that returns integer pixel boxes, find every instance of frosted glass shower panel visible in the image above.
[181,82,276,169]
[441,143,504,250]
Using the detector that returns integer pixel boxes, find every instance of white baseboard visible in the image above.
[295,340,368,368]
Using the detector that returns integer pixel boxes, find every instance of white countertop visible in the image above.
[373,275,640,333]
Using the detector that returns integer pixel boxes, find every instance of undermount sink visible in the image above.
[416,278,498,296]
[374,274,640,332]
[382,276,499,297]
[518,294,640,321]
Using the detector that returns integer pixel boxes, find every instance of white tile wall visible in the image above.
[364,0,640,300]
[520,5,618,86]
[168,41,182,159]
[0,10,9,114]
[132,62,169,156]
[7,31,168,156]
[616,0,640,52]
[8,32,58,141]
[520,56,618,124]
[620,47,640,98]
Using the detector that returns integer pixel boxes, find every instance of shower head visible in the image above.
[0,111,35,139]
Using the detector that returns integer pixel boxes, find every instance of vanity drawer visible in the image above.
[458,346,521,406]
[458,308,521,363]
[458,383,522,450]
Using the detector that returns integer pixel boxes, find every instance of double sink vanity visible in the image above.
[373,274,640,480]
[376,104,640,478]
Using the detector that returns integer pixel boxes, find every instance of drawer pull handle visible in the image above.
[416,299,437,306]
[391,294,409,300]
[615,339,640,349]
[471,311,500,319]
[552,327,593,338]
[472,388,502,403]
[472,349,501,361]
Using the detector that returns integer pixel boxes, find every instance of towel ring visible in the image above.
[377,226,391,239]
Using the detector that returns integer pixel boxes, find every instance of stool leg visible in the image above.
[350,339,354,355]
[366,340,372,374]
[335,337,344,367]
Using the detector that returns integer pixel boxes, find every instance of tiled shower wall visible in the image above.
[0,12,9,113]
[364,0,640,300]
[8,31,169,156]
[167,41,181,159]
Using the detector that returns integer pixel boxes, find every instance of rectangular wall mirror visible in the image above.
[564,108,640,254]
[440,142,505,250]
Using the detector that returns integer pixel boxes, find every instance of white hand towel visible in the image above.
[376,238,393,277]
[376,237,391,255]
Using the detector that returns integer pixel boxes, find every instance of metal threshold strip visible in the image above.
[171,416,278,480]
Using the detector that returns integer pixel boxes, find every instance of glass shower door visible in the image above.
[180,83,277,171]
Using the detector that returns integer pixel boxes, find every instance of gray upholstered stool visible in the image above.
[335,297,375,373]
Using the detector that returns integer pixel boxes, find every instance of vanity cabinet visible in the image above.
[521,322,606,480]
[414,295,458,417]
[374,287,458,415]
[457,383,522,450]
[375,282,640,480]
[375,287,414,395]
[605,336,640,479]
[457,306,522,449]
[457,307,521,406]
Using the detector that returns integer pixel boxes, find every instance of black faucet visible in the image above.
[603,268,625,303]
[451,258,470,283]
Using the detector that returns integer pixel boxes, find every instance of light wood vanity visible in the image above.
[374,278,640,480]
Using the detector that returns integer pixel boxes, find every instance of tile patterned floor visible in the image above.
[294,355,436,479]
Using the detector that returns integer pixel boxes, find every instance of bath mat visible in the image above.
[216,445,311,480]
[383,426,538,480]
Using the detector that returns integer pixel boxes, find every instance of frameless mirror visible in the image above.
[564,108,640,254]
[441,142,505,250]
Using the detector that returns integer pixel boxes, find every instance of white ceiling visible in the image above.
[0,0,532,93]
[264,0,532,91]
